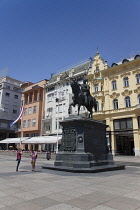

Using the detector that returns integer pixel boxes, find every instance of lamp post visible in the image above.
[56,98,59,153]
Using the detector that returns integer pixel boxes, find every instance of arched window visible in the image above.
[125,96,131,107]
[123,77,129,87]
[138,94,140,104]
[113,99,118,109]
[112,80,117,90]
[94,84,98,92]
[136,74,140,84]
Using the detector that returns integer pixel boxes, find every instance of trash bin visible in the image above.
[46,151,50,160]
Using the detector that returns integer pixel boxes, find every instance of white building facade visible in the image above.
[0,76,23,141]
[42,61,92,140]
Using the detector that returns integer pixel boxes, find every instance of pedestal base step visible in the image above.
[42,164,125,173]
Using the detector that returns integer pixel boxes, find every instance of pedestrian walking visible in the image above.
[30,150,37,171]
[16,148,22,172]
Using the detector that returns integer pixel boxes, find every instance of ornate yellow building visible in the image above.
[87,51,140,156]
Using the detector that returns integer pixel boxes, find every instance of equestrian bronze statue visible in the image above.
[68,78,97,118]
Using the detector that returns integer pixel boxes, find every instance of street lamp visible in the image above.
[56,98,59,153]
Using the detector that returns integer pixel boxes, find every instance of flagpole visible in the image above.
[20,114,23,147]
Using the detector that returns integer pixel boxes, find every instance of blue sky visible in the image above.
[0,0,140,83]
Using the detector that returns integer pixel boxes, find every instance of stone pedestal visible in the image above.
[54,116,114,168]
[42,116,125,172]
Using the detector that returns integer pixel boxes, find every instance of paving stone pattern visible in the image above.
[0,154,140,210]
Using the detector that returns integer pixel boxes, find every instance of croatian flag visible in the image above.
[9,107,24,127]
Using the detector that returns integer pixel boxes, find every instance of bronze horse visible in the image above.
[68,79,97,118]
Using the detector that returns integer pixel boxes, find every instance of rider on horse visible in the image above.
[80,78,90,105]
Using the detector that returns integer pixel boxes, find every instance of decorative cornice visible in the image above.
[110,92,120,99]
[132,68,140,74]
[93,79,99,84]
[134,86,140,94]
[109,76,118,81]
[121,89,132,96]
[120,72,131,78]
[104,90,109,95]
[94,95,104,100]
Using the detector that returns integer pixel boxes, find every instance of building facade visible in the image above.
[16,80,47,150]
[88,52,140,156]
[42,60,91,150]
[0,76,23,142]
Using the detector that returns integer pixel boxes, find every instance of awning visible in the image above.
[22,136,62,144]
[0,136,62,144]
[0,137,29,144]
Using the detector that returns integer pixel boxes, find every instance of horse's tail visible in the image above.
[93,98,97,112]
[89,96,97,112]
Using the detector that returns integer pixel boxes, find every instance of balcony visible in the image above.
[92,91,104,98]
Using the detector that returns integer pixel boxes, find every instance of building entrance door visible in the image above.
[116,135,134,155]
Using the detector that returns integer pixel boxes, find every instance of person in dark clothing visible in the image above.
[16,148,22,172]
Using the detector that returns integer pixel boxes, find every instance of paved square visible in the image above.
[0,154,140,209]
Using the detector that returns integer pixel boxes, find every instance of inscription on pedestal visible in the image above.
[63,128,76,151]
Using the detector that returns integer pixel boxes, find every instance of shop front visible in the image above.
[115,133,134,155]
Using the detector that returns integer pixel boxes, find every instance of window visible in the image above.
[29,93,32,103]
[114,120,120,130]
[138,117,140,128]
[127,118,133,128]
[123,77,129,87]
[56,104,62,113]
[28,107,32,115]
[114,118,133,130]
[94,84,98,92]
[45,123,51,131]
[113,99,118,109]
[14,95,18,99]
[33,106,37,114]
[13,87,19,92]
[5,92,10,97]
[112,80,117,90]
[120,119,126,129]
[24,95,28,104]
[31,133,39,137]
[138,94,140,104]
[23,120,26,128]
[28,119,31,127]
[6,85,10,89]
[24,108,27,116]
[59,104,62,113]
[48,94,54,102]
[47,107,53,112]
[32,119,36,127]
[13,109,17,114]
[136,74,140,84]
[125,96,131,107]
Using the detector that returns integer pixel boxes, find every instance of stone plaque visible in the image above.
[63,128,76,151]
